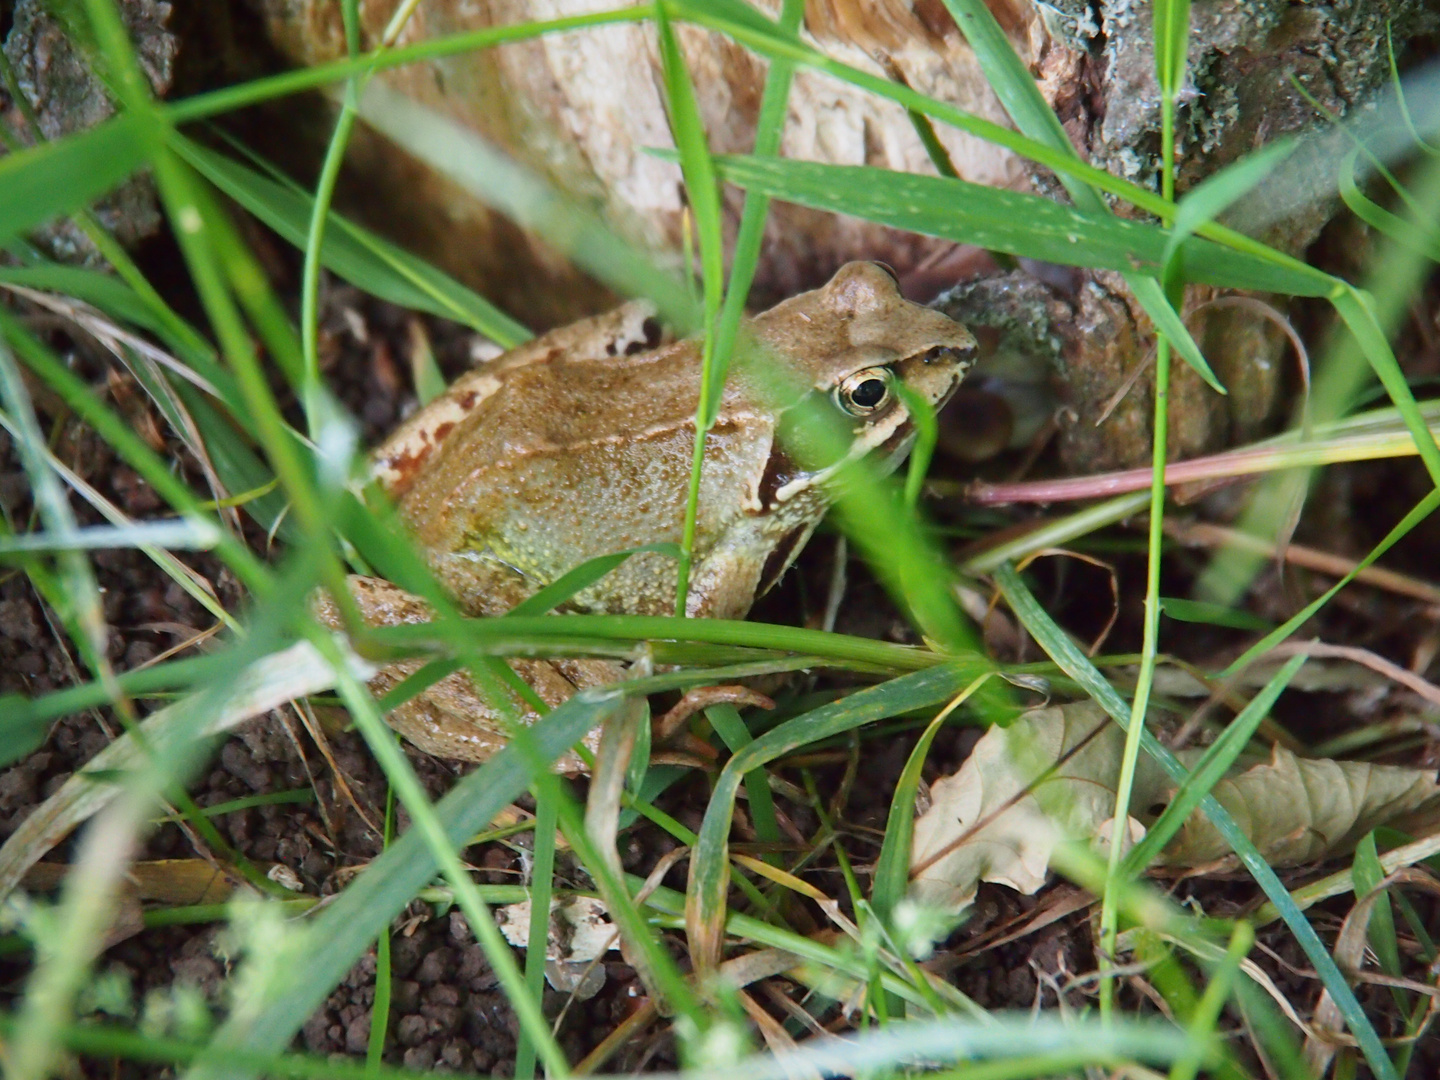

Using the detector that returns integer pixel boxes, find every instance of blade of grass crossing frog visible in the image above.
[0,115,155,246]
[171,135,530,346]
[710,0,805,423]
[991,562,1398,1080]
[686,662,989,971]
[655,5,725,616]
[655,6,724,412]
[508,544,683,617]
[896,383,939,509]
[1119,653,1305,877]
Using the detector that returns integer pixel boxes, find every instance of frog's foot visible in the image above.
[652,686,775,746]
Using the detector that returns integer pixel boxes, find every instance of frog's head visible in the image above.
[757,261,976,490]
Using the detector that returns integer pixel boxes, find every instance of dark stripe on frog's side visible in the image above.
[757,523,810,598]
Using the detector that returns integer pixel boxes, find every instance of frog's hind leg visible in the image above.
[312,575,599,770]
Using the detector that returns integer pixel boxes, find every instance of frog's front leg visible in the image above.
[313,576,612,772]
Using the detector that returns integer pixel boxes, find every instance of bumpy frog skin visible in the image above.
[338,262,975,766]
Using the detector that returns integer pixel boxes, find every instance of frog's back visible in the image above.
[373,305,774,617]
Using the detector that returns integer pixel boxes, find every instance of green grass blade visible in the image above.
[940,0,1104,212]
[0,710,52,768]
[708,0,803,411]
[0,264,203,347]
[186,690,618,1080]
[936,2,1225,395]
[1194,162,1440,610]
[1153,0,1192,103]
[1120,654,1305,876]
[298,36,362,436]
[1351,834,1403,1001]
[352,82,697,330]
[166,8,656,126]
[1126,274,1224,392]
[1158,598,1273,633]
[992,563,1398,1080]
[1332,283,1440,488]
[170,136,530,345]
[702,155,1329,296]
[1170,920,1248,1080]
[655,6,723,410]
[686,662,991,970]
[515,789,558,1080]
[870,687,976,921]
[508,544,682,617]
[1222,487,1440,677]
[705,703,782,864]
[655,3,726,615]
[1339,151,1440,262]
[0,114,154,245]
[1161,139,1298,270]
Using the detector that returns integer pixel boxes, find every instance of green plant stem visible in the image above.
[300,85,359,434]
[1169,921,1251,1080]
[365,781,397,1071]
[1100,5,1186,1016]
[515,791,558,1080]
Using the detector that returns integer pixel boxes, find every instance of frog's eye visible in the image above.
[835,366,895,416]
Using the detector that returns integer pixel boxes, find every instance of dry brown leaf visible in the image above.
[910,703,1440,914]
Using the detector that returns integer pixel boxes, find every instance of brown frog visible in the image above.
[328,262,975,767]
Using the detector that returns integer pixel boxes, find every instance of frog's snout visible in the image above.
[921,343,976,366]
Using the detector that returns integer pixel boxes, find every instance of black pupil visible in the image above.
[851,378,888,409]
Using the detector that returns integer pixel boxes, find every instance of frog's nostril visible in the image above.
[924,344,977,365]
